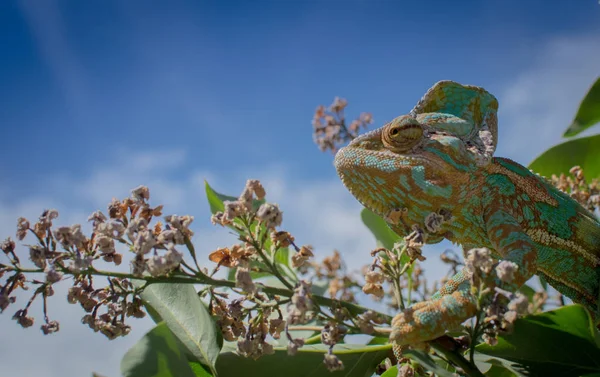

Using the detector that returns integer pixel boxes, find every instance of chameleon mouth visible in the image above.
[334,146,408,217]
[333,144,423,173]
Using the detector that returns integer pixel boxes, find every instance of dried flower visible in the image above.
[465,248,494,275]
[54,224,86,250]
[16,217,30,240]
[223,201,245,221]
[404,226,426,262]
[132,230,157,255]
[268,318,285,339]
[0,292,15,312]
[362,283,384,298]
[321,323,347,346]
[246,179,266,200]
[329,97,348,113]
[399,364,415,377]
[424,211,445,233]
[287,281,313,324]
[0,238,16,254]
[312,98,372,153]
[482,333,497,346]
[235,268,256,294]
[210,212,229,226]
[146,246,183,277]
[365,270,384,284]
[13,309,34,328]
[164,215,194,238]
[238,179,266,211]
[508,293,529,315]
[29,245,47,269]
[33,209,59,238]
[69,254,93,273]
[287,338,305,355]
[45,264,63,284]
[87,211,107,228]
[496,261,518,283]
[256,203,283,229]
[291,245,314,268]
[356,310,385,335]
[41,320,60,335]
[323,352,344,372]
[270,231,294,248]
[131,185,150,202]
[107,198,126,219]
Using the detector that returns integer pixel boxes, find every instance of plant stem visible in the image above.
[430,337,485,377]
[241,217,294,290]
[12,266,391,321]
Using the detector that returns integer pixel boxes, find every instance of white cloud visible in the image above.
[497,34,600,163]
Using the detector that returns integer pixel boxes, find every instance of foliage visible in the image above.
[563,77,600,137]
[529,77,600,179]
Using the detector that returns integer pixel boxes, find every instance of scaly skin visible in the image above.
[334,81,600,347]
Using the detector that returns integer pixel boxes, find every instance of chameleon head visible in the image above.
[334,115,476,228]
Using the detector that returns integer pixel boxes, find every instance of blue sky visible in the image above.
[1,0,599,192]
[0,1,599,377]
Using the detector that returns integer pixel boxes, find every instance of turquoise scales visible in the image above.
[334,81,600,346]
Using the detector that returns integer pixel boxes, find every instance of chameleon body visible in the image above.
[334,81,600,346]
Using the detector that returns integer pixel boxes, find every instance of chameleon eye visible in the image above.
[382,116,423,152]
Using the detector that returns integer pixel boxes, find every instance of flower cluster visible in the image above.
[209,179,314,296]
[312,97,373,153]
[300,250,359,303]
[0,186,194,339]
[479,290,530,346]
[77,277,146,339]
[463,248,532,346]
[552,166,600,212]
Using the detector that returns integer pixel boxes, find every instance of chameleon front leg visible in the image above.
[390,272,478,346]
[483,208,538,291]
[389,209,538,347]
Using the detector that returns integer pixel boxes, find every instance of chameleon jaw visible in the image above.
[334,145,420,220]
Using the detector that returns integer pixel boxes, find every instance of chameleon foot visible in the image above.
[389,287,477,346]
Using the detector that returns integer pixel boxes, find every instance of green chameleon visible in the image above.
[334,81,600,347]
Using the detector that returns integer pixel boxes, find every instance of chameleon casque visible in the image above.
[334,81,600,347]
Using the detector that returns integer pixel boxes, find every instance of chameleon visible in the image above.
[334,80,600,347]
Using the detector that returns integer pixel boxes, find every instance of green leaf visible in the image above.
[189,362,214,377]
[360,208,401,250]
[517,284,536,302]
[474,353,527,377]
[360,207,412,279]
[484,364,519,377]
[203,343,391,377]
[564,77,600,137]
[528,134,600,179]
[274,247,290,267]
[476,305,600,376]
[204,181,232,214]
[380,366,397,377]
[121,322,197,377]
[141,283,220,375]
[404,349,455,377]
[538,275,548,291]
[204,181,265,214]
[368,336,389,345]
